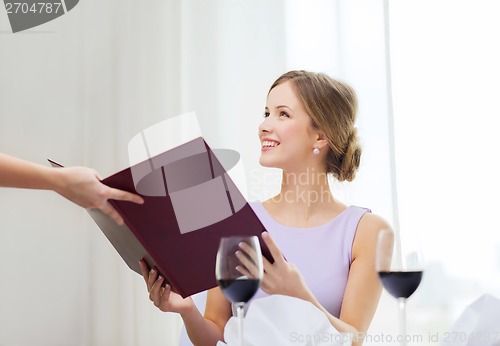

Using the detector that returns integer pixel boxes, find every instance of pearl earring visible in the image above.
[313,147,320,155]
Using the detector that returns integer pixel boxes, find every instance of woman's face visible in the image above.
[259,80,320,171]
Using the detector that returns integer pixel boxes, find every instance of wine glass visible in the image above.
[215,236,264,346]
[376,229,424,346]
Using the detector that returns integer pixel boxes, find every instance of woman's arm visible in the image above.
[337,213,389,341]
[0,153,67,189]
[187,287,232,345]
[305,214,389,344]
[0,153,144,224]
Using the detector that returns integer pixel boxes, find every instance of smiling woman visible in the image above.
[143,70,392,346]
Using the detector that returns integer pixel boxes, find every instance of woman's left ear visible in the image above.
[315,132,329,150]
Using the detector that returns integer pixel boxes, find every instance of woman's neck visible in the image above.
[267,167,336,223]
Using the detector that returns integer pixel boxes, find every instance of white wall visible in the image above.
[1,1,183,345]
[389,1,500,342]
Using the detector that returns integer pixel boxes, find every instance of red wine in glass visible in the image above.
[376,229,424,346]
[378,271,423,299]
[218,278,261,303]
[216,236,263,346]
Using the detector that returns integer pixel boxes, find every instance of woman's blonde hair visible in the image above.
[269,70,361,182]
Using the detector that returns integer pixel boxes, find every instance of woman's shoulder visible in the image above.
[352,211,392,257]
[357,211,391,231]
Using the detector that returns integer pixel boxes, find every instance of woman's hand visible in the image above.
[55,166,144,225]
[0,153,144,225]
[139,259,194,315]
[244,232,312,299]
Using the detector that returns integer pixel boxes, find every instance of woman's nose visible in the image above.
[259,117,272,134]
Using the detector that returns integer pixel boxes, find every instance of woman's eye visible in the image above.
[280,111,289,117]
[264,112,270,118]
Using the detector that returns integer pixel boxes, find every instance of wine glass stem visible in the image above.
[236,303,245,346]
[398,298,407,346]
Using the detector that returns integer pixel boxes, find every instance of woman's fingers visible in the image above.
[138,259,161,293]
[235,250,259,278]
[238,241,259,259]
[139,259,150,283]
[107,187,145,205]
[139,259,179,313]
[99,201,124,225]
[147,267,160,292]
[236,243,261,278]
[235,264,253,278]
[262,232,285,264]
[262,256,273,273]
[149,275,165,304]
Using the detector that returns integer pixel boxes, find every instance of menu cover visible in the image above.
[49,137,271,298]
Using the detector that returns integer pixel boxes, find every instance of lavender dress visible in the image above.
[249,201,370,317]
[178,201,370,345]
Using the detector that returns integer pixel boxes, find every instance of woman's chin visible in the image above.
[259,156,279,168]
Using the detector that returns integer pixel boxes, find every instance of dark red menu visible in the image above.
[49,137,270,298]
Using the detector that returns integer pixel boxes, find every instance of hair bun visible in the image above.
[330,127,362,182]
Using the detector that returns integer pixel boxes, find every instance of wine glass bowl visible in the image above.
[378,271,423,300]
[216,236,264,345]
[376,229,424,346]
